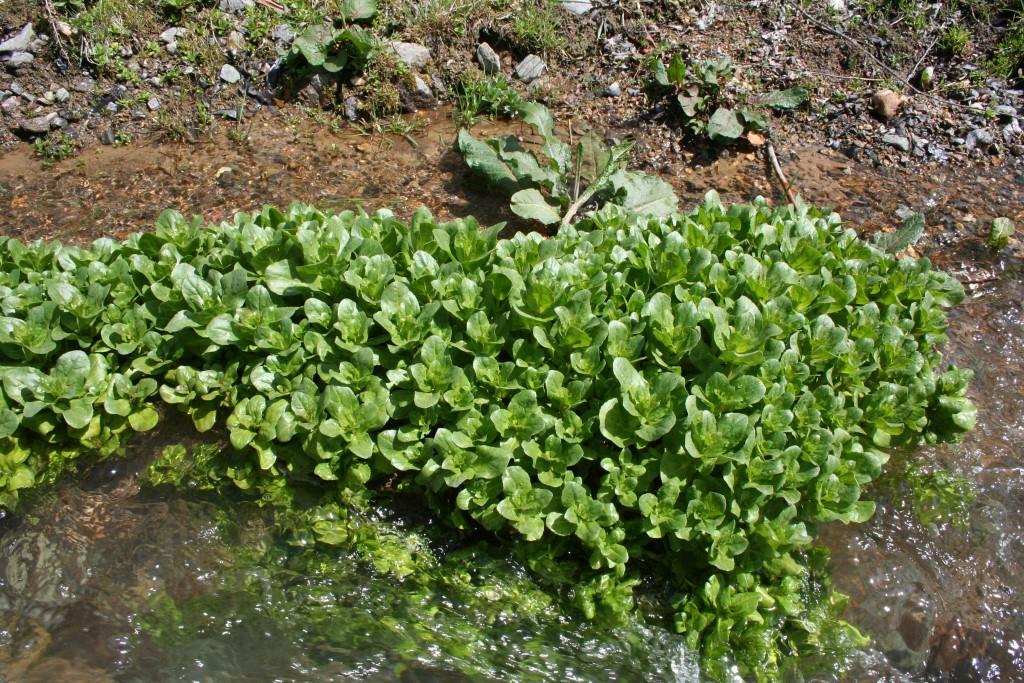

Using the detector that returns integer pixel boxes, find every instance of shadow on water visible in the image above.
[0,107,1023,682]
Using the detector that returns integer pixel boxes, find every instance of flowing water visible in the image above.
[0,109,1022,682]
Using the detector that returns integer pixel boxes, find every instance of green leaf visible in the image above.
[510,189,561,225]
[707,108,744,142]
[988,217,1015,249]
[609,171,679,217]
[874,212,925,253]
[457,129,520,195]
[339,0,376,21]
[752,87,809,110]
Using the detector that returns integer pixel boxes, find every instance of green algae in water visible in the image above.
[129,496,701,682]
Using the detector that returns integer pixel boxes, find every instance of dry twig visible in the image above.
[41,0,71,66]
[766,140,798,206]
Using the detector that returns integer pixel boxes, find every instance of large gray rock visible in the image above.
[515,54,545,83]
[476,42,500,74]
[0,24,34,54]
[17,113,54,135]
[219,63,241,84]
[390,41,430,68]
[2,52,34,68]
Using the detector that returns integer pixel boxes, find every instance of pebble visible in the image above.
[213,108,238,120]
[271,24,294,43]
[343,95,358,121]
[964,128,994,151]
[99,129,116,145]
[515,54,545,83]
[413,75,433,100]
[390,41,430,68]
[603,81,621,97]
[147,96,161,111]
[72,77,95,93]
[882,133,911,152]
[476,42,500,74]
[2,52,34,68]
[227,31,246,50]
[55,87,69,102]
[220,64,241,84]
[218,0,252,13]
[1,96,18,114]
[159,27,185,44]
[0,24,34,54]
[51,115,66,129]
[560,0,592,14]
[871,89,903,120]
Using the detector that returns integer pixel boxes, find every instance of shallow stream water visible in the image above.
[0,110,1022,682]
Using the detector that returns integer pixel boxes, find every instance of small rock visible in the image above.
[413,75,433,100]
[218,0,252,13]
[54,87,70,102]
[919,66,935,91]
[1,96,19,114]
[0,24,34,54]
[476,42,500,74]
[72,77,95,93]
[17,114,53,135]
[560,0,592,14]
[213,108,238,120]
[882,133,911,152]
[343,95,358,121]
[826,0,846,12]
[871,88,903,120]
[603,81,621,97]
[515,54,545,83]
[51,116,67,129]
[271,24,294,43]
[2,52,34,68]
[159,27,185,44]
[40,91,55,105]
[995,104,1018,120]
[431,75,448,98]
[105,101,119,113]
[165,42,179,55]
[9,82,24,96]
[964,128,994,151]
[390,41,430,68]
[147,96,161,111]
[227,30,246,50]
[99,129,116,145]
[220,63,241,84]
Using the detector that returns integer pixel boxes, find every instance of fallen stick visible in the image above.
[41,0,71,66]
[766,139,798,206]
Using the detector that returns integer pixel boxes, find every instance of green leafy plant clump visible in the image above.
[0,194,974,679]
[649,53,808,143]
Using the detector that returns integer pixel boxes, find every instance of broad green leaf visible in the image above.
[707,108,744,142]
[510,189,561,225]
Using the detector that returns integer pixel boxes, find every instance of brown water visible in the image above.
[0,109,1022,682]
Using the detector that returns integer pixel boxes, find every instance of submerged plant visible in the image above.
[0,188,974,678]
